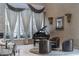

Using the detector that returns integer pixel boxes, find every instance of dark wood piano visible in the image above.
[33,26,50,54]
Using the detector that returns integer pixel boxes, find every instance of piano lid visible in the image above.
[38,26,47,32]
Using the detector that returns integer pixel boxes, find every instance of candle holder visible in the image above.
[65,13,72,23]
[48,17,53,25]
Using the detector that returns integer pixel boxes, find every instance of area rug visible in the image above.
[29,47,79,56]
[48,49,79,56]
[16,45,79,56]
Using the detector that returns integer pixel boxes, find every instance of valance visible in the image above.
[6,3,25,12]
[27,4,45,13]
[6,3,45,13]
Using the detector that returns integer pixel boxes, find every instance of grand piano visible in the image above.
[33,26,50,54]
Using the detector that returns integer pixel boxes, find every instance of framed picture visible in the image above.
[56,16,64,30]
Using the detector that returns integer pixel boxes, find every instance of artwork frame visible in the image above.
[56,16,64,30]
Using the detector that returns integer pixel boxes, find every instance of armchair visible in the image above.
[0,39,16,56]
[50,37,60,50]
[62,39,73,51]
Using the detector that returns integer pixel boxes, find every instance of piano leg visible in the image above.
[33,39,36,46]
[39,39,48,54]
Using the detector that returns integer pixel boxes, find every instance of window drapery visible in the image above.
[5,3,47,41]
[5,7,17,41]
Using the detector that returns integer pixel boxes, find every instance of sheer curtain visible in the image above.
[5,6,45,40]
[32,12,38,35]
[13,13,20,38]
[33,12,50,34]
[5,7,17,41]
[33,13,44,31]
[5,7,11,39]
[20,12,25,37]
[21,9,32,38]
[6,8,33,40]
[13,12,25,39]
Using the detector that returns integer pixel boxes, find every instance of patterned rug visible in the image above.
[48,49,79,56]
[16,45,79,56]
[30,48,79,56]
